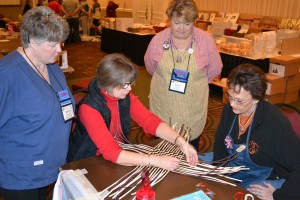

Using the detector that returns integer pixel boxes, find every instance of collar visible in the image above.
[100,88,119,102]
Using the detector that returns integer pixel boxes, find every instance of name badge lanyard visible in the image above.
[169,39,193,94]
[23,47,75,122]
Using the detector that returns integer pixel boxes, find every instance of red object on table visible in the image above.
[136,170,156,200]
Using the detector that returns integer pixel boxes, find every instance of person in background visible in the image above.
[67,53,198,171]
[36,0,44,6]
[80,0,90,35]
[0,7,74,200]
[48,0,62,15]
[91,0,101,27]
[61,0,81,43]
[22,0,33,15]
[210,64,300,200]
[105,0,119,18]
[144,0,222,150]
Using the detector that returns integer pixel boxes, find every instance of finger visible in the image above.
[249,184,264,190]
[263,182,274,188]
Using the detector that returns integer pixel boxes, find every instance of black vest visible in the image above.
[67,78,131,162]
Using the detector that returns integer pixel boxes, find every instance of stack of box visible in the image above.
[266,55,300,104]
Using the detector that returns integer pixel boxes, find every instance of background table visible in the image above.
[220,52,269,78]
[100,27,155,66]
[100,28,269,75]
[62,155,259,200]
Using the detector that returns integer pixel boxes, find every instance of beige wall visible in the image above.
[1,0,299,22]
[0,0,25,20]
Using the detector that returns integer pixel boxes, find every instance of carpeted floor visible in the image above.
[64,41,225,153]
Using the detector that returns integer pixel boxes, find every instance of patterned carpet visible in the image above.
[65,41,224,153]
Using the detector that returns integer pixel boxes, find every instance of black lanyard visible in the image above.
[23,47,64,94]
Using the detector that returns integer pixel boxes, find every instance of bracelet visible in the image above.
[148,154,151,166]
[174,135,180,145]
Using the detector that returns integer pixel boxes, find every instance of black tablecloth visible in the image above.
[101,27,155,66]
[220,53,269,78]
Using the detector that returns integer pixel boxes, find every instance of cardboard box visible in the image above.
[265,93,284,104]
[281,37,300,56]
[102,18,116,29]
[284,87,300,104]
[265,73,287,95]
[286,73,300,90]
[56,50,68,69]
[269,55,300,77]
[115,18,133,32]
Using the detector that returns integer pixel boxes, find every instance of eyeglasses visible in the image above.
[226,93,252,105]
[122,81,133,89]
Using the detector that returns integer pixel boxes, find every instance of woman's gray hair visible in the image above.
[166,0,199,22]
[96,53,137,92]
[20,6,69,48]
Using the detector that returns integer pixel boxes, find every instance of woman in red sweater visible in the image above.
[68,53,198,171]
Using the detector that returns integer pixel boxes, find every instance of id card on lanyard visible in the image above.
[169,68,189,94]
[167,38,193,94]
[57,89,75,122]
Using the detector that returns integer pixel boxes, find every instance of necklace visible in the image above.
[238,105,257,135]
[175,49,185,63]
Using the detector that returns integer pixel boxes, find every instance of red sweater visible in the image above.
[79,89,162,163]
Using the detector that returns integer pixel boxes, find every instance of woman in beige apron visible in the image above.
[149,38,208,149]
[145,0,223,150]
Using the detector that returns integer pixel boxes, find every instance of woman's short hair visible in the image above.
[166,0,199,22]
[20,6,69,48]
[227,63,267,100]
[96,53,137,92]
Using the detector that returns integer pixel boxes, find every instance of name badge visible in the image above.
[169,68,189,94]
[57,89,75,122]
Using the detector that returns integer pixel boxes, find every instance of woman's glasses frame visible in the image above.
[226,93,252,105]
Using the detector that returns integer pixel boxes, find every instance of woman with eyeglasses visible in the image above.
[67,53,198,170]
[0,7,73,200]
[207,63,300,200]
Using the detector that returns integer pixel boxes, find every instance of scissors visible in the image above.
[234,191,255,200]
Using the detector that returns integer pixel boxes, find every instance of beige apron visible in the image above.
[149,43,208,140]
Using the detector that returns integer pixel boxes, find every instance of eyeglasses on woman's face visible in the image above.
[122,81,133,89]
[226,93,252,105]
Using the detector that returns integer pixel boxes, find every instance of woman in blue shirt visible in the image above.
[0,7,74,200]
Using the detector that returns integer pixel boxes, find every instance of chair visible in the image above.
[71,88,89,133]
[275,103,300,138]
[71,77,92,92]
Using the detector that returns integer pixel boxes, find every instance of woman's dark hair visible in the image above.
[96,53,137,92]
[227,63,267,100]
[166,0,198,22]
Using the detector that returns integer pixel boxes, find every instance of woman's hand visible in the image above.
[176,137,198,166]
[181,143,198,166]
[151,155,181,171]
[248,182,275,200]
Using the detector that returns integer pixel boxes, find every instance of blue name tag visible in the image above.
[57,89,71,101]
[169,68,189,94]
[172,68,189,83]
[56,89,75,122]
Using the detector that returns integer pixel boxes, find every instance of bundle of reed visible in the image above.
[98,124,248,200]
